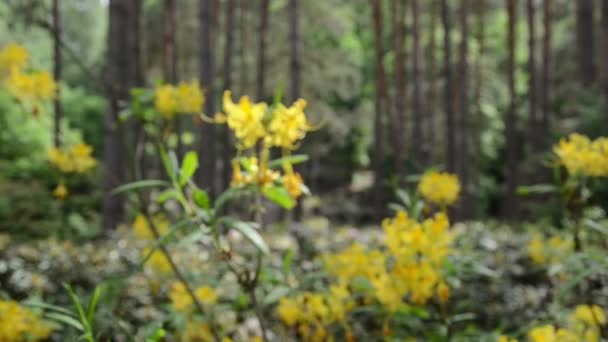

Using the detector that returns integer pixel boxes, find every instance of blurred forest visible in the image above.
[1,0,608,341]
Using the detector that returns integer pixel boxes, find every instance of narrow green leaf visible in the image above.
[193,189,210,210]
[25,300,75,316]
[282,249,294,277]
[396,189,411,207]
[45,312,85,331]
[179,151,199,186]
[156,189,179,204]
[268,154,309,168]
[111,180,168,195]
[263,186,295,209]
[159,146,177,184]
[214,188,237,214]
[263,286,291,305]
[220,217,269,254]
[516,184,557,196]
[87,285,102,326]
[63,284,91,333]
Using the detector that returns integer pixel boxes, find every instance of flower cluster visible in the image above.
[155,80,205,118]
[527,233,572,265]
[47,142,97,174]
[0,43,56,110]
[0,299,52,342]
[418,171,461,207]
[524,305,606,342]
[217,90,312,201]
[553,133,608,177]
[168,281,219,313]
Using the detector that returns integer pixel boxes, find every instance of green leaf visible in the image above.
[516,184,557,196]
[263,286,291,305]
[159,146,178,184]
[214,188,237,214]
[63,284,92,334]
[45,312,85,331]
[87,285,102,326]
[220,217,269,254]
[396,189,411,207]
[263,186,295,209]
[24,300,75,317]
[282,249,294,277]
[156,189,179,204]
[111,180,168,195]
[268,154,309,168]
[179,151,199,186]
[583,219,608,235]
[193,189,210,210]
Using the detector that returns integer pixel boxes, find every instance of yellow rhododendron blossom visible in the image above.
[222,90,267,149]
[571,304,606,327]
[132,213,170,240]
[8,68,56,102]
[418,171,461,206]
[282,170,304,199]
[169,282,193,312]
[48,143,97,174]
[176,80,204,113]
[267,98,310,149]
[276,297,300,326]
[436,281,451,305]
[182,320,214,342]
[52,183,69,199]
[155,84,178,117]
[195,286,218,305]
[554,133,608,177]
[143,248,172,274]
[527,234,572,265]
[0,299,52,342]
[498,335,518,342]
[0,42,28,74]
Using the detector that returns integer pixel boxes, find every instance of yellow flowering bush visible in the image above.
[418,171,461,207]
[524,305,606,342]
[0,299,52,342]
[0,42,28,74]
[553,133,608,177]
[155,80,205,118]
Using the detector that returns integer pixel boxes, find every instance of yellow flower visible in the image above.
[418,171,461,206]
[276,297,299,326]
[195,286,218,305]
[48,143,97,174]
[222,90,267,149]
[527,234,572,266]
[52,183,69,199]
[498,335,518,342]
[267,99,310,149]
[182,320,213,342]
[0,42,28,74]
[176,80,205,113]
[0,299,52,342]
[132,213,169,240]
[155,84,178,118]
[282,170,304,199]
[571,305,606,326]
[554,133,608,177]
[436,282,451,305]
[144,248,172,274]
[8,68,56,102]
[169,282,193,312]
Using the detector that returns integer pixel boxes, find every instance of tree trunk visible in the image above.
[240,1,250,95]
[371,0,387,216]
[52,0,61,147]
[458,0,471,218]
[526,0,539,154]
[426,0,438,164]
[257,0,270,101]
[102,0,132,231]
[602,0,608,95]
[197,0,217,198]
[412,0,423,169]
[504,0,518,219]
[541,0,552,144]
[222,0,235,193]
[289,0,304,220]
[441,0,456,173]
[471,0,486,218]
[392,0,406,183]
[576,0,595,86]
[162,0,181,156]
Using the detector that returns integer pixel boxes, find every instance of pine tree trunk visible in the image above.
[52,0,61,147]
[222,0,235,192]
[197,0,217,198]
[412,0,423,169]
[602,0,608,96]
[541,0,552,144]
[504,0,518,219]
[527,0,538,154]
[426,0,438,164]
[162,0,181,156]
[371,0,387,217]
[102,0,132,231]
[441,0,456,174]
[471,0,485,218]
[576,0,595,86]
[240,1,250,95]
[392,0,406,183]
[458,0,471,219]
[257,0,270,101]
[289,0,304,220]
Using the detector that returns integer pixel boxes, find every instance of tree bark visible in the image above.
[197,0,217,198]
[371,0,387,216]
[412,0,423,169]
[257,0,270,101]
[240,1,250,95]
[576,0,595,86]
[441,0,456,173]
[602,0,608,96]
[526,0,539,154]
[541,0,552,143]
[392,0,406,183]
[426,0,438,164]
[471,0,486,218]
[52,0,61,147]
[504,0,518,219]
[162,0,182,158]
[289,0,304,220]
[222,0,235,192]
[458,0,471,218]
[102,0,132,231]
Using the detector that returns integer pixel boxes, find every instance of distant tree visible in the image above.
[602,0,608,96]
[541,0,552,145]
[162,0,181,156]
[257,0,270,101]
[51,0,61,147]
[392,0,406,183]
[222,0,235,192]
[441,0,456,173]
[527,0,539,154]
[289,0,304,220]
[576,0,595,86]
[504,0,518,219]
[457,0,471,218]
[102,0,134,231]
[471,0,486,216]
[425,0,438,164]
[239,1,250,95]
[411,0,423,168]
[371,0,388,216]
[197,0,217,197]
